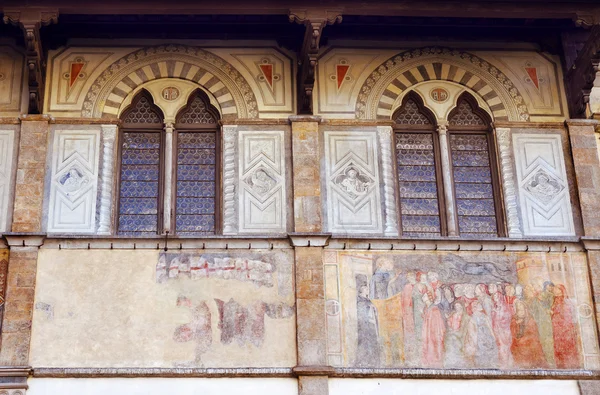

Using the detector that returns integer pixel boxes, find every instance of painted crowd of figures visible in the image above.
[356,262,582,369]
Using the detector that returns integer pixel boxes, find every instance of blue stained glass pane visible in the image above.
[120,181,159,198]
[398,165,437,182]
[120,165,159,181]
[178,132,216,149]
[176,181,215,197]
[121,149,160,165]
[397,149,435,166]
[449,134,488,151]
[401,215,441,233]
[455,183,493,199]
[177,148,215,165]
[176,215,215,233]
[396,133,434,150]
[399,181,438,199]
[456,199,496,216]
[452,150,490,167]
[458,216,497,234]
[118,132,160,235]
[177,165,215,181]
[175,131,217,235]
[176,198,215,215]
[401,198,440,216]
[118,214,158,232]
[119,197,158,215]
[453,167,491,183]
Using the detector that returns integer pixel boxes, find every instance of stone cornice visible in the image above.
[3,233,46,248]
[288,115,323,123]
[288,233,331,247]
[565,119,600,127]
[33,367,292,378]
[493,121,566,129]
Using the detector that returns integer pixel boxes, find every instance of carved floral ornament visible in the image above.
[356,47,530,122]
[81,45,259,119]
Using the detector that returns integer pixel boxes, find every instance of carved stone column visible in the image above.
[222,125,238,235]
[377,126,399,236]
[495,127,523,238]
[0,234,44,366]
[12,116,50,233]
[97,125,117,235]
[290,234,331,395]
[290,116,322,232]
[437,121,459,236]
[163,122,175,234]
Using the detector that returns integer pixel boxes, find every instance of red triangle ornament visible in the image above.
[336,64,350,90]
[525,67,540,89]
[259,63,274,88]
[69,62,85,88]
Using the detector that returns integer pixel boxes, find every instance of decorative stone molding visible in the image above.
[513,133,575,236]
[222,126,238,235]
[376,126,399,236]
[33,367,292,378]
[47,129,101,233]
[3,233,46,248]
[97,125,117,235]
[288,233,331,247]
[81,45,258,120]
[436,121,459,237]
[356,47,530,122]
[495,127,523,238]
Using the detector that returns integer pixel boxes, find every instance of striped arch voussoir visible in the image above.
[356,47,529,122]
[82,45,259,120]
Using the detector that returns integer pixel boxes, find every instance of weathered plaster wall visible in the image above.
[30,249,296,368]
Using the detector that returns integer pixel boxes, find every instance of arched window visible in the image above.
[117,89,221,236]
[448,93,503,238]
[174,90,220,236]
[393,91,504,238]
[393,93,446,237]
[117,91,165,236]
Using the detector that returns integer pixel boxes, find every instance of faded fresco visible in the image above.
[30,249,295,368]
[323,250,600,369]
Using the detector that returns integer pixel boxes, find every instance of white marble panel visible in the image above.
[238,130,286,233]
[324,131,382,234]
[513,133,575,236]
[47,130,100,233]
[0,130,15,232]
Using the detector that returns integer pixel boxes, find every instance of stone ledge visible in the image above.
[0,367,31,390]
[288,115,322,123]
[330,367,600,379]
[289,233,331,247]
[293,366,335,376]
[566,119,600,127]
[2,234,46,248]
[32,367,292,378]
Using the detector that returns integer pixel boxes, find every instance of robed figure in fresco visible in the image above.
[356,285,381,366]
[551,284,582,369]
[421,291,446,367]
[511,299,547,368]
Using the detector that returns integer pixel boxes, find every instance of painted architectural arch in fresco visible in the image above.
[323,250,600,369]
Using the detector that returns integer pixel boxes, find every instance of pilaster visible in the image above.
[290,116,322,233]
[12,116,50,233]
[291,234,331,395]
[0,234,44,366]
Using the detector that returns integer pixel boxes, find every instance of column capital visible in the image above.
[437,120,449,135]
[2,233,46,248]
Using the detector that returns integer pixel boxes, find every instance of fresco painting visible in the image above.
[324,251,600,370]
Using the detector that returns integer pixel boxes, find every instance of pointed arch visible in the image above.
[356,47,530,122]
[176,89,220,126]
[392,91,437,127]
[120,89,164,125]
[448,92,492,128]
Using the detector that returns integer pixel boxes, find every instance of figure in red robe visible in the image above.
[510,299,548,369]
[491,289,513,367]
[421,291,446,368]
[551,284,582,369]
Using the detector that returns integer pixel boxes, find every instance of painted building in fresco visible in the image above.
[0,1,600,394]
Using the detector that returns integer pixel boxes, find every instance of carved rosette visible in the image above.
[222,126,238,234]
[495,128,523,238]
[377,126,399,236]
[97,125,117,234]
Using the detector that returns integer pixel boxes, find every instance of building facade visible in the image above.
[1,1,600,394]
